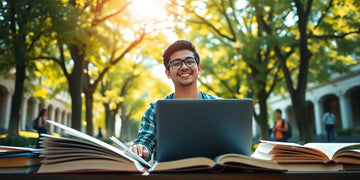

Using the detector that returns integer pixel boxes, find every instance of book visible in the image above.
[36,120,151,174]
[0,165,41,174]
[0,146,43,174]
[0,145,42,154]
[149,153,286,173]
[0,152,42,168]
[251,140,360,171]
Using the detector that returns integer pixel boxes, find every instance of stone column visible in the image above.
[338,91,353,129]
[33,100,39,120]
[20,97,28,130]
[313,98,325,136]
[4,93,12,128]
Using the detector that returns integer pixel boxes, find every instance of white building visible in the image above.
[267,63,360,138]
[0,75,71,134]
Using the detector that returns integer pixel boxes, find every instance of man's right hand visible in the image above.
[130,144,149,161]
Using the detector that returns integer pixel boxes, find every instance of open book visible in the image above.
[251,140,360,171]
[36,120,151,174]
[150,153,286,173]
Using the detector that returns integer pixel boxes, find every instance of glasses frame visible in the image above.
[167,56,198,70]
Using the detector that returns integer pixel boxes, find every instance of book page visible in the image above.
[304,143,360,160]
[46,120,150,169]
[251,150,273,160]
[0,145,41,154]
[149,157,215,172]
[110,136,151,167]
[260,140,302,147]
[255,141,328,162]
[216,153,285,171]
[332,149,360,164]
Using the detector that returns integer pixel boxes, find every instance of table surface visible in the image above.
[1,171,360,180]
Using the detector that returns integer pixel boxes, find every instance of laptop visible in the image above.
[156,98,253,162]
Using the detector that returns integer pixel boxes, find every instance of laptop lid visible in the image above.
[156,99,253,162]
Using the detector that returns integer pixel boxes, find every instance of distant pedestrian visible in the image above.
[35,109,51,148]
[272,109,289,142]
[323,108,336,142]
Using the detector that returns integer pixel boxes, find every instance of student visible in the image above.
[323,108,336,142]
[35,108,51,148]
[272,109,289,142]
[130,40,218,161]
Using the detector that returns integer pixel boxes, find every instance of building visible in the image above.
[0,75,71,134]
[267,63,360,139]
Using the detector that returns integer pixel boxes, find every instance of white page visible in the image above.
[47,120,151,168]
[304,143,360,160]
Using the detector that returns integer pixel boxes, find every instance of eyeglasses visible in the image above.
[167,57,197,70]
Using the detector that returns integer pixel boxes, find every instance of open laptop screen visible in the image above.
[156,99,253,162]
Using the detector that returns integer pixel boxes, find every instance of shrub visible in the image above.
[335,128,352,135]
[0,136,37,147]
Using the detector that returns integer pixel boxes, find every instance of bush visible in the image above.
[336,128,353,135]
[0,136,37,147]
[354,128,360,134]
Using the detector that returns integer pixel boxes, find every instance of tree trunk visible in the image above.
[68,44,85,131]
[68,79,82,131]
[8,64,25,137]
[291,0,314,143]
[104,103,110,138]
[8,0,26,137]
[104,103,116,138]
[256,89,270,140]
[120,105,129,142]
[84,91,94,136]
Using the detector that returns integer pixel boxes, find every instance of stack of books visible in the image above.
[251,140,360,171]
[36,121,151,174]
[0,145,43,174]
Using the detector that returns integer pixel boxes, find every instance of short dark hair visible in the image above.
[162,40,200,69]
[275,109,282,114]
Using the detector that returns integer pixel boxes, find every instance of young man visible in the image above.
[130,40,218,161]
[323,108,336,142]
[272,109,289,142]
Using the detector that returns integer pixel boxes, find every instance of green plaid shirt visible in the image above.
[133,91,219,161]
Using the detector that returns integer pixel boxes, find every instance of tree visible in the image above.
[45,0,138,132]
[98,56,171,140]
[82,26,146,135]
[167,0,359,142]
[0,0,57,136]
[255,0,360,142]
[167,0,281,139]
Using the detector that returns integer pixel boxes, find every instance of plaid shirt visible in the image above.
[133,91,219,161]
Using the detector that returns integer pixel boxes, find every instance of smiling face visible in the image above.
[165,49,201,88]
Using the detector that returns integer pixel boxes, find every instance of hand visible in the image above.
[130,144,149,161]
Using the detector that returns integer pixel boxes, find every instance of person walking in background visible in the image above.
[272,109,289,142]
[35,109,51,148]
[323,108,336,142]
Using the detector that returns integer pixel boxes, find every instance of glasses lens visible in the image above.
[184,58,196,67]
[171,60,183,69]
